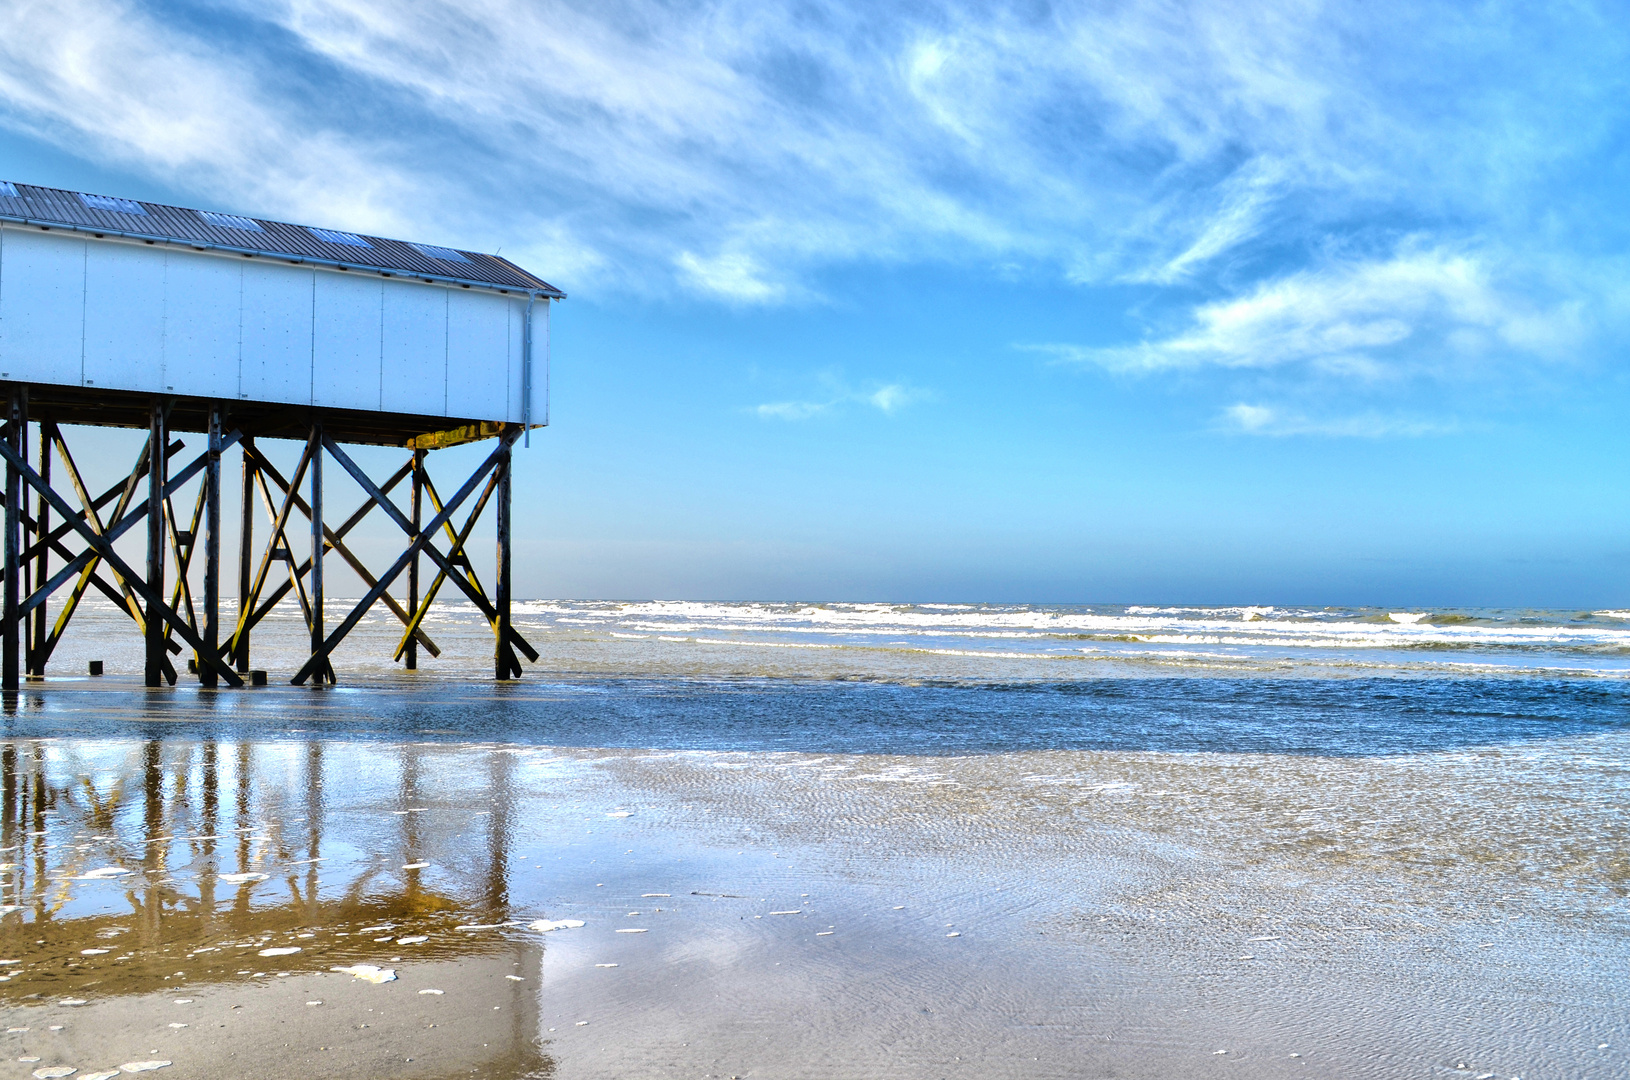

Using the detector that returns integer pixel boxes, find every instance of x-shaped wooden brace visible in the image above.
[237,444,441,662]
[227,433,326,681]
[0,433,245,687]
[236,443,440,664]
[162,464,209,665]
[389,455,538,670]
[292,429,526,685]
[388,467,494,664]
[24,426,188,676]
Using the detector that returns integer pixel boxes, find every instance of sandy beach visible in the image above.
[0,603,1624,1078]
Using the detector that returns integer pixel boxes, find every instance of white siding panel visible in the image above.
[83,241,167,393]
[162,253,241,399]
[534,299,550,427]
[504,297,524,423]
[0,226,85,387]
[445,289,508,422]
[240,261,313,406]
[381,281,446,417]
[313,272,382,411]
[309,272,379,412]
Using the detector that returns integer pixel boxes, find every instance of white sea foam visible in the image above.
[501,600,1630,679]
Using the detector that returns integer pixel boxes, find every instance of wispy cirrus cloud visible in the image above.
[0,0,1624,446]
[3,0,1624,310]
[1026,244,1591,379]
[753,382,925,421]
[1218,403,1459,438]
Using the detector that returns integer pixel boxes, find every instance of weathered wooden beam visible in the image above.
[392,471,499,663]
[414,471,538,662]
[236,435,254,673]
[29,419,48,676]
[405,421,506,452]
[309,422,329,684]
[495,437,515,680]
[16,434,183,565]
[407,449,423,670]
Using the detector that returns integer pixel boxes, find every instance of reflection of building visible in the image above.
[0,738,549,1080]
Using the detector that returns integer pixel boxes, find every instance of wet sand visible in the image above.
[0,673,1623,1079]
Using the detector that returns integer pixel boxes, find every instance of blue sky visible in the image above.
[2,0,1629,605]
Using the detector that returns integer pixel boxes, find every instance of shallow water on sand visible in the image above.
[0,601,1623,1078]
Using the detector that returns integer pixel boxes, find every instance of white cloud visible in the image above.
[753,382,922,421]
[1036,244,1589,377]
[755,400,830,421]
[0,0,423,235]
[0,0,1622,325]
[1219,403,1458,437]
[676,251,786,304]
[3,0,1616,306]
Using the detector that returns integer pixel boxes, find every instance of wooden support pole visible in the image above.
[3,389,22,692]
[309,422,326,684]
[202,404,222,687]
[18,418,28,674]
[236,437,254,674]
[495,435,514,680]
[146,402,166,687]
[406,449,422,670]
[29,418,48,677]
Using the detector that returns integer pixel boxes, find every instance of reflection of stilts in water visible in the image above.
[2,742,14,912]
[199,740,218,927]
[294,742,322,915]
[234,740,253,919]
[137,739,164,942]
[485,748,512,916]
[30,742,46,924]
[401,743,422,905]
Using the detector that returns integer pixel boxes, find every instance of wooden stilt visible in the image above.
[309,422,326,684]
[18,419,28,675]
[406,449,422,670]
[495,433,515,680]
[145,402,166,687]
[236,437,254,674]
[3,389,22,692]
[202,404,222,687]
[29,418,48,677]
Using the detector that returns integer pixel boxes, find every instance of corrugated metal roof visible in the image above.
[0,181,564,298]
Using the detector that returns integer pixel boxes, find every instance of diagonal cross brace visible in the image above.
[0,438,244,688]
[228,437,314,662]
[406,469,538,663]
[15,438,184,566]
[32,427,243,654]
[243,448,438,658]
[392,471,497,662]
[323,435,534,665]
[291,430,520,685]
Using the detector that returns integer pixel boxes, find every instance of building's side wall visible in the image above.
[0,224,547,427]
